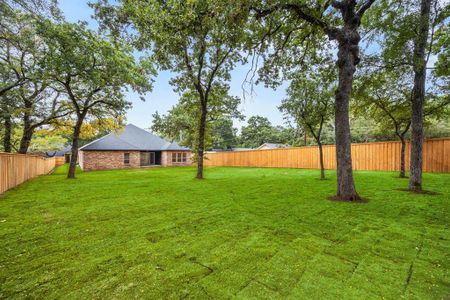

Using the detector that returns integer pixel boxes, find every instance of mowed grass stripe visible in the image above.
[0,165,448,299]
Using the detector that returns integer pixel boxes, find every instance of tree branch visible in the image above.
[205,47,233,99]
[356,0,376,18]
[183,45,204,98]
[424,96,450,116]
[254,3,334,35]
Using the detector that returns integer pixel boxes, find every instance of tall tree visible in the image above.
[354,65,449,178]
[240,116,287,148]
[363,0,447,191]
[1,4,69,154]
[279,66,335,180]
[354,69,412,177]
[151,89,242,151]
[1,8,72,154]
[1,6,42,151]
[16,84,70,153]
[92,0,247,179]
[41,21,152,178]
[409,0,432,191]
[210,118,238,150]
[249,0,376,200]
[0,95,14,152]
[151,106,196,149]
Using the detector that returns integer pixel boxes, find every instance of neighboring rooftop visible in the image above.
[45,146,71,157]
[79,124,190,151]
[256,143,290,150]
[231,147,254,151]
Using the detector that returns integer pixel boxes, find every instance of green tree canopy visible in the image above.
[0,5,68,153]
[151,87,242,152]
[40,20,153,178]
[246,0,378,201]
[92,0,248,179]
[279,62,335,179]
[239,116,290,148]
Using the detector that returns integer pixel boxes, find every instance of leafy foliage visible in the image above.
[151,89,242,151]
[353,68,412,141]
[92,0,248,178]
[239,116,292,148]
[39,20,153,177]
[280,62,335,146]
[210,118,239,150]
[0,5,71,153]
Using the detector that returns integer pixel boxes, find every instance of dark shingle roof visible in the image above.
[80,124,190,151]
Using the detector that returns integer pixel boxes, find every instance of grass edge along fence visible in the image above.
[0,153,57,194]
[204,138,450,173]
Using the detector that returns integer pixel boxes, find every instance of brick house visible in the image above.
[79,124,192,171]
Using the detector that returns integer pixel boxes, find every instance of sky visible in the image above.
[58,0,289,131]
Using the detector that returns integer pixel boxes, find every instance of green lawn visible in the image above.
[0,165,449,299]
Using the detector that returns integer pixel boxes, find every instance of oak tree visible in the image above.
[364,0,447,191]
[249,0,377,200]
[354,68,412,177]
[92,0,247,179]
[279,64,335,180]
[151,88,242,152]
[41,21,152,178]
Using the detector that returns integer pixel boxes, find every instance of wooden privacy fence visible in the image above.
[55,157,65,166]
[0,153,56,194]
[204,138,450,173]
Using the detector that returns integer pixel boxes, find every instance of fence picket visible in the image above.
[204,138,450,173]
[0,153,57,194]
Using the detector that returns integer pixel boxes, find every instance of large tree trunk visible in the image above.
[196,104,207,179]
[18,127,34,154]
[3,114,12,152]
[318,141,325,180]
[68,116,84,179]
[399,138,406,178]
[409,0,431,192]
[18,108,33,154]
[333,30,360,201]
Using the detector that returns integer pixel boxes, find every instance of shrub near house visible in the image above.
[78,124,192,171]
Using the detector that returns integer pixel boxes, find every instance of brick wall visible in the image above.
[161,151,193,167]
[79,150,140,171]
[79,150,192,170]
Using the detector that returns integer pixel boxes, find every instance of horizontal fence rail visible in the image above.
[204,138,450,173]
[0,153,56,194]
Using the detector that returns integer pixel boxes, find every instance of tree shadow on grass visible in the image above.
[395,188,440,196]
[315,177,330,181]
[327,196,369,203]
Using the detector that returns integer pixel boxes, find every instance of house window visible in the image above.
[171,152,187,163]
[124,153,130,164]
